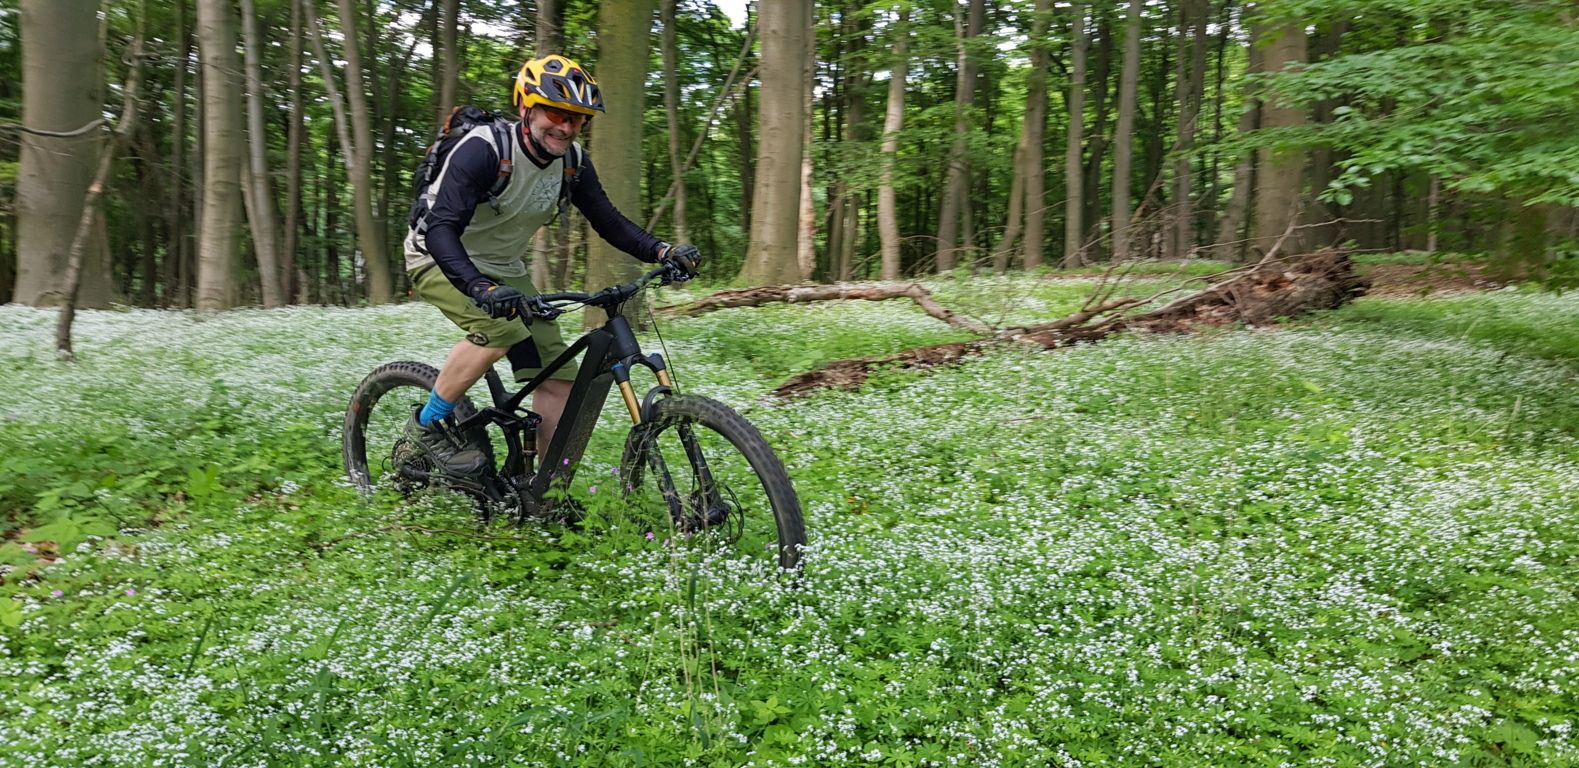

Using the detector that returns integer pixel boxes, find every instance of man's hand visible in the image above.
[662,243,702,279]
[468,281,529,320]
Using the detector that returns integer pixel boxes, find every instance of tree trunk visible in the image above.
[15,0,105,307]
[1111,0,1142,262]
[935,0,985,272]
[736,80,755,239]
[775,251,1368,397]
[1171,0,1208,260]
[585,0,656,324]
[1425,175,1441,253]
[136,131,158,305]
[1215,29,1262,262]
[877,7,909,280]
[195,0,244,311]
[190,39,206,307]
[1022,0,1051,269]
[531,0,564,289]
[324,131,341,303]
[165,0,192,307]
[435,0,459,129]
[331,0,392,303]
[837,5,870,281]
[1063,2,1089,266]
[240,0,284,307]
[661,0,690,247]
[1250,18,1309,257]
[283,0,304,303]
[993,142,1027,273]
[795,0,815,280]
[1082,14,1113,256]
[535,0,560,53]
[739,0,807,285]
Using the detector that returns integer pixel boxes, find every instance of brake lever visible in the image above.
[525,297,563,322]
[659,263,692,285]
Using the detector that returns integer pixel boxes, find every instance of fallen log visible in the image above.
[773,250,1368,397]
[658,283,993,335]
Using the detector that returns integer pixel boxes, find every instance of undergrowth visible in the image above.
[0,274,1575,766]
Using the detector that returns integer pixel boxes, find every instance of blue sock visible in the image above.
[419,391,456,426]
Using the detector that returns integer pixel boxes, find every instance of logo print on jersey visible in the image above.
[527,172,561,212]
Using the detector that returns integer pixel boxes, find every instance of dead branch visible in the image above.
[657,282,994,335]
[56,27,146,361]
[772,250,1368,398]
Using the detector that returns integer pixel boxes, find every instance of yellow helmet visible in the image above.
[513,54,604,115]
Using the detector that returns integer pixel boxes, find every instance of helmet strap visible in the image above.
[519,115,563,163]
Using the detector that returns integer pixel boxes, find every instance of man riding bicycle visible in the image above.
[402,54,701,477]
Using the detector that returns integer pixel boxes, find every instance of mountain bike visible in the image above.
[342,263,806,570]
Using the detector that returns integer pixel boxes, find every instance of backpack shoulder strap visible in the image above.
[482,119,516,212]
[557,143,583,218]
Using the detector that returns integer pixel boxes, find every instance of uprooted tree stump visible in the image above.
[772,250,1368,397]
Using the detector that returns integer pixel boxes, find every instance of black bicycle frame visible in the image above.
[450,307,672,511]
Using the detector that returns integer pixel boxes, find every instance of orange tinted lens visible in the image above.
[542,107,587,127]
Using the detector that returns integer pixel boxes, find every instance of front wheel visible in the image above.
[621,395,806,570]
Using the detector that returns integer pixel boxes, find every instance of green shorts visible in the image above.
[410,266,579,383]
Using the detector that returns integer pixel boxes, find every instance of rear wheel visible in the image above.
[621,395,806,570]
[343,361,492,495]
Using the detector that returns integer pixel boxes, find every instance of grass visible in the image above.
[1,274,1576,766]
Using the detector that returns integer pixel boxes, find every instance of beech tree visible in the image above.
[585,0,656,324]
[195,0,243,311]
[14,0,106,307]
[739,0,807,285]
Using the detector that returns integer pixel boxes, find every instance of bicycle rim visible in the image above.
[622,395,805,573]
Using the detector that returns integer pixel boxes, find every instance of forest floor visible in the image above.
[0,258,1575,766]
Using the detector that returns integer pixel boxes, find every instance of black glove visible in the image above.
[662,243,702,278]
[468,281,528,320]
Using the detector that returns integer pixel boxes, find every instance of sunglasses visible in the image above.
[538,106,589,128]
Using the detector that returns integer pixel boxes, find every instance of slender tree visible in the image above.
[59,22,146,358]
[661,0,690,246]
[585,0,656,323]
[536,0,560,52]
[165,0,192,307]
[195,0,244,311]
[739,0,808,285]
[1022,0,1052,269]
[935,0,985,272]
[1171,0,1208,259]
[876,5,909,280]
[240,0,284,306]
[435,0,460,128]
[283,0,305,302]
[795,0,816,281]
[1111,0,1142,261]
[1215,25,1262,261]
[331,0,393,303]
[1063,2,1089,266]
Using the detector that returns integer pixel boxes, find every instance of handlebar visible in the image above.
[524,262,689,321]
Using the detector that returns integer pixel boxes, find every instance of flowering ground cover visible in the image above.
[1,273,1575,766]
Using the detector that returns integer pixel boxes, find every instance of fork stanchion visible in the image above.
[611,363,643,424]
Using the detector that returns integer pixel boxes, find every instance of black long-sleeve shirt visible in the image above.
[416,127,663,294]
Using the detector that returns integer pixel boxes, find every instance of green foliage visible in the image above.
[1,275,1577,764]
[1259,0,1579,207]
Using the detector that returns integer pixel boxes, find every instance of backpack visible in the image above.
[408,105,583,235]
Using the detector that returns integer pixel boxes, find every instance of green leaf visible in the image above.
[0,599,21,629]
[21,519,82,550]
